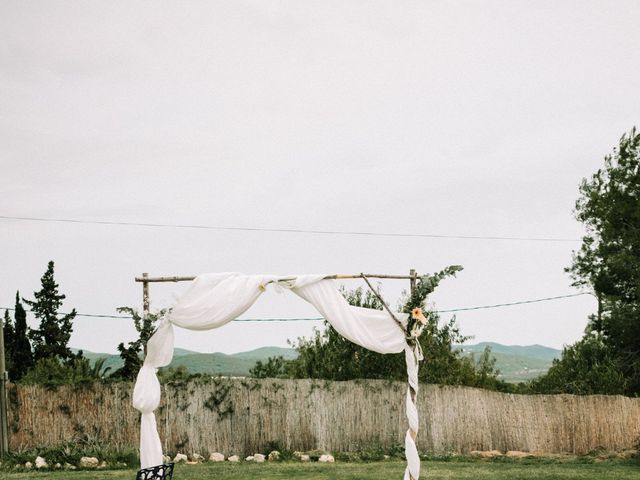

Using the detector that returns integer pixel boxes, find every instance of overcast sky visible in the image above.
[1,0,639,354]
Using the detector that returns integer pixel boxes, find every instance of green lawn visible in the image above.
[2,460,639,480]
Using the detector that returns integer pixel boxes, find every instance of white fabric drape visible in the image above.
[133,272,420,479]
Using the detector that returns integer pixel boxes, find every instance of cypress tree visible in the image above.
[12,292,33,380]
[24,261,77,363]
[3,309,15,377]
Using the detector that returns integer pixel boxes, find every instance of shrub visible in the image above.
[0,439,138,470]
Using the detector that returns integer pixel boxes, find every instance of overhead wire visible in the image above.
[0,215,580,243]
[0,292,590,321]
[0,215,588,320]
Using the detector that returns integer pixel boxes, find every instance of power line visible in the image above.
[0,215,580,243]
[0,292,590,321]
[436,292,588,313]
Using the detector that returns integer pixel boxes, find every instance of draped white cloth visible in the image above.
[133,272,421,479]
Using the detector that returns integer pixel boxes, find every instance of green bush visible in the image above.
[0,439,138,470]
[20,357,108,387]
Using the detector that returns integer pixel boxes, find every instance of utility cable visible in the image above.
[0,292,590,321]
[0,215,580,243]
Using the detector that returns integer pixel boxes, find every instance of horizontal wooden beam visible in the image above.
[135,275,196,283]
[135,273,416,283]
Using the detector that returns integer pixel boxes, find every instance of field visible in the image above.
[2,459,639,480]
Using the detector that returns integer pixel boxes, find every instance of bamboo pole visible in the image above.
[408,269,419,479]
[135,275,196,283]
[409,269,417,295]
[135,273,416,283]
[141,273,150,356]
[142,272,150,316]
[360,274,406,334]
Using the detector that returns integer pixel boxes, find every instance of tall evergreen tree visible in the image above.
[531,128,640,395]
[24,261,78,363]
[3,309,15,377]
[566,128,640,393]
[12,291,34,380]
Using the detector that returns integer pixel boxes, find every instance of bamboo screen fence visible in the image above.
[7,379,640,455]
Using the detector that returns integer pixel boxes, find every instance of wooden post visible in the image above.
[0,313,9,458]
[408,268,418,480]
[409,269,417,296]
[142,272,150,317]
[142,273,150,357]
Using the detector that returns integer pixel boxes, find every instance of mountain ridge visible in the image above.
[74,342,560,382]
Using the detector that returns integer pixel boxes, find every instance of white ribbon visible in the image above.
[404,345,421,480]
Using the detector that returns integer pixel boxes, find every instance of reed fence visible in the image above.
[7,379,640,455]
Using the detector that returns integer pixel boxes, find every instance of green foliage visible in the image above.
[24,261,78,363]
[1,438,138,469]
[527,334,627,395]
[20,355,109,386]
[468,346,506,391]
[333,443,404,462]
[11,292,34,381]
[534,128,640,395]
[250,355,291,379]
[90,357,112,379]
[260,440,295,460]
[110,307,163,380]
[401,266,464,314]
[202,379,234,418]
[3,309,15,377]
[251,267,504,389]
[157,365,196,383]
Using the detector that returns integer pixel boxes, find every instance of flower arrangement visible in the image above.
[408,307,428,339]
[401,265,463,350]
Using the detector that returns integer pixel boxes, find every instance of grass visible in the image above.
[2,459,638,480]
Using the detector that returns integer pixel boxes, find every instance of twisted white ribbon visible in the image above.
[404,345,421,480]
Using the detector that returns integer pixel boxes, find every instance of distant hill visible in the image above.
[168,347,297,376]
[75,342,560,382]
[455,342,561,383]
[73,346,298,377]
[231,346,299,361]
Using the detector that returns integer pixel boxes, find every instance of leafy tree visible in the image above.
[251,267,504,389]
[470,346,506,391]
[528,334,626,395]
[110,307,162,380]
[24,261,78,363]
[534,128,640,394]
[11,292,34,380]
[250,355,291,379]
